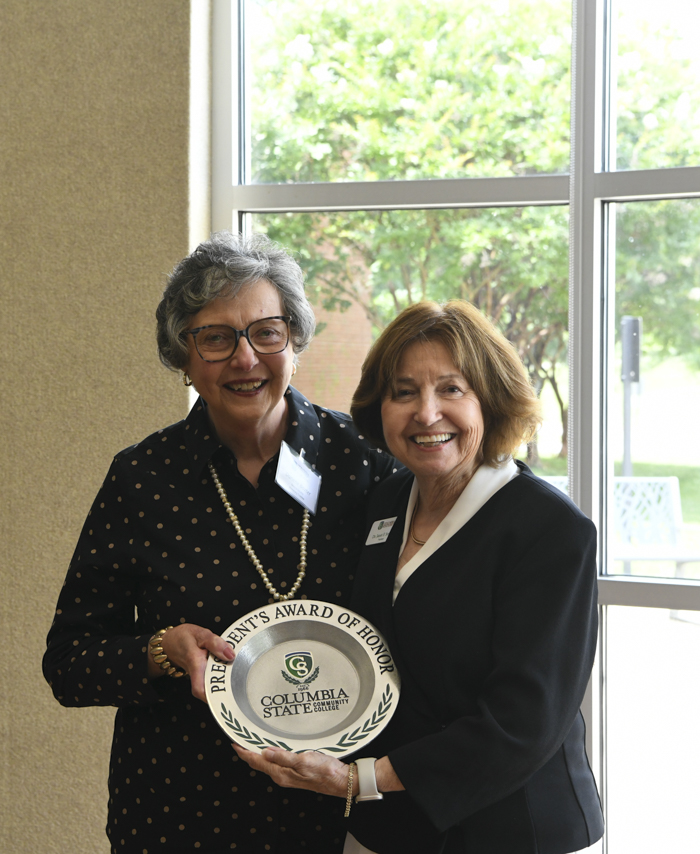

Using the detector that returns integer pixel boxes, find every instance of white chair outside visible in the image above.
[539,474,700,575]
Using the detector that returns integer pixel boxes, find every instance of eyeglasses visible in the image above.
[187,316,291,362]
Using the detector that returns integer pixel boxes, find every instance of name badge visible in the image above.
[275,441,322,515]
[365,517,398,545]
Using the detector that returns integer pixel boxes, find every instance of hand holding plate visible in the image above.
[150,623,234,701]
[233,744,350,797]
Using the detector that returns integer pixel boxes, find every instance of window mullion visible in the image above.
[570,0,605,828]
[232,175,569,214]
[212,0,239,231]
[569,0,604,524]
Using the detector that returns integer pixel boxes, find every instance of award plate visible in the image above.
[205,600,400,756]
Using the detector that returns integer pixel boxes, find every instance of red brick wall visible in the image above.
[293,299,373,414]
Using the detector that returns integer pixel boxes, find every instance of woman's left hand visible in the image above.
[233,744,350,797]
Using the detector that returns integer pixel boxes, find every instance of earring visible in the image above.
[182,372,193,387]
[291,364,297,377]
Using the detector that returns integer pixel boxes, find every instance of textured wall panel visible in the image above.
[0,2,192,851]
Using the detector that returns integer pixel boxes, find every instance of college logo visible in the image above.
[282,651,319,686]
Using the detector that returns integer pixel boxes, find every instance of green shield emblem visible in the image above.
[285,652,313,680]
[284,652,314,679]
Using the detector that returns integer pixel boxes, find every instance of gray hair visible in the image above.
[156,232,316,371]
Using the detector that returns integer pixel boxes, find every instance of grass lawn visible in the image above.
[523,456,700,523]
[525,455,567,477]
[613,461,700,524]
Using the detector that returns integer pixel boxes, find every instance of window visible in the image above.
[212,1,700,850]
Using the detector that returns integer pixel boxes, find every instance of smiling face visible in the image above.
[380,339,485,488]
[185,279,295,444]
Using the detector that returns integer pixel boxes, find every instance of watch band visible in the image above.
[355,757,384,802]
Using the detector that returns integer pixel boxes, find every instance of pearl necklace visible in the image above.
[208,461,310,601]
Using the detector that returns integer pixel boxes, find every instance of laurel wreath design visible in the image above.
[219,683,394,754]
[220,703,295,751]
[316,685,394,753]
[280,665,320,687]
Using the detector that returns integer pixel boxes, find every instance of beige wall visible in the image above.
[0,2,194,851]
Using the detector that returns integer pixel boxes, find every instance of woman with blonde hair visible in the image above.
[237,300,604,854]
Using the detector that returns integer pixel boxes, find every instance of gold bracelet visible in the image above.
[149,626,187,678]
[344,762,356,818]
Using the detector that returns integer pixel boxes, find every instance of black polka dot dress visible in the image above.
[43,387,397,854]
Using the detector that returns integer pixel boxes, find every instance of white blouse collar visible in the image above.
[393,459,519,604]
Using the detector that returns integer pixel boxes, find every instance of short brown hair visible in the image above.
[351,300,542,466]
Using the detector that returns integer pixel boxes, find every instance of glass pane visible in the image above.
[606,605,700,853]
[612,0,700,170]
[247,0,571,183]
[607,199,700,579]
[252,206,569,473]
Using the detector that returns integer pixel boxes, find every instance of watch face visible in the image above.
[205,600,401,756]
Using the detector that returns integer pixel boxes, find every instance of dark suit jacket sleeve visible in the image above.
[387,502,598,833]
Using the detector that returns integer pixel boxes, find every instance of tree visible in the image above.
[248,0,700,458]
[250,0,571,182]
[615,199,700,369]
[614,14,700,171]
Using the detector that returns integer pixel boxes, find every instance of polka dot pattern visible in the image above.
[43,387,396,853]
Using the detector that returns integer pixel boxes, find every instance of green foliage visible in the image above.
[615,199,700,370]
[249,0,700,456]
[250,0,571,182]
[615,19,700,171]
[256,206,569,390]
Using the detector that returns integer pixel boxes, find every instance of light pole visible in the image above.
[621,316,642,477]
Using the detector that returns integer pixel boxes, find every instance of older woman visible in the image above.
[43,232,396,854]
[236,300,604,854]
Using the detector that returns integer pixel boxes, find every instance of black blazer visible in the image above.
[348,462,604,854]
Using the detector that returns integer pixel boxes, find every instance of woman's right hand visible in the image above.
[147,623,234,702]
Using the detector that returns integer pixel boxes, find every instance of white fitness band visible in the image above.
[355,757,384,802]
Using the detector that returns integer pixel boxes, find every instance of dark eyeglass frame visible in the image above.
[187,315,292,362]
